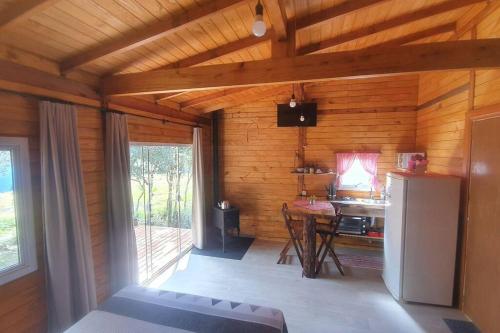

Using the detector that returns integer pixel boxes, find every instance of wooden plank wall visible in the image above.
[305,77,418,197]
[0,91,109,332]
[416,71,470,176]
[0,91,46,332]
[220,76,419,240]
[475,6,500,111]
[0,90,211,333]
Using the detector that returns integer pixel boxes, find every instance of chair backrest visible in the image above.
[281,202,303,239]
[331,203,343,233]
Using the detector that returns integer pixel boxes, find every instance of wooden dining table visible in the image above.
[288,199,337,278]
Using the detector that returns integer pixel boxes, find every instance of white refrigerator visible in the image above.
[383,172,460,306]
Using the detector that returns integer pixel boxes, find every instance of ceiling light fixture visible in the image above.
[289,93,296,108]
[252,0,266,37]
[289,84,297,108]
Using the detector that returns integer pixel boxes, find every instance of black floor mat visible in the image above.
[444,319,481,333]
[191,237,254,260]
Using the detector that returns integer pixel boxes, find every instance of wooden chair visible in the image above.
[315,204,344,275]
[277,203,304,266]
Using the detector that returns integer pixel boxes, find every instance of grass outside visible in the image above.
[0,191,19,270]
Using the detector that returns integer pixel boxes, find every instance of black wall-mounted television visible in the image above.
[277,103,317,127]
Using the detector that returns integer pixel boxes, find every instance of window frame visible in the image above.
[338,156,373,192]
[0,137,37,285]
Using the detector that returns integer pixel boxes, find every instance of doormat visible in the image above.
[191,237,254,260]
[443,319,480,333]
[337,253,383,270]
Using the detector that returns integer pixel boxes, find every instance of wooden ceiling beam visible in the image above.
[199,85,291,113]
[0,58,206,124]
[162,33,271,70]
[101,39,500,96]
[152,33,271,102]
[155,92,188,102]
[108,96,209,125]
[295,0,388,31]
[109,32,271,75]
[296,0,484,55]
[367,23,457,49]
[449,0,500,41]
[0,0,59,31]
[181,88,252,109]
[263,0,288,41]
[60,0,247,73]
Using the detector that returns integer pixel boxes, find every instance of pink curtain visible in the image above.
[358,153,380,189]
[336,153,357,187]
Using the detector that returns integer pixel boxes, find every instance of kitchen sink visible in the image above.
[356,198,386,205]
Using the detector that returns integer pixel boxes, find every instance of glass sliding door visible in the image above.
[130,144,193,283]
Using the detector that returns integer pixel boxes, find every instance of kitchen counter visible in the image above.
[330,198,386,218]
[330,198,387,208]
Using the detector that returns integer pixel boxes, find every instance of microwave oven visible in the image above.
[397,152,426,169]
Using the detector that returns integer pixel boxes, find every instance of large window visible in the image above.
[0,137,36,285]
[130,144,193,283]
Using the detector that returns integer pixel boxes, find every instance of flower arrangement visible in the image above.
[407,154,428,174]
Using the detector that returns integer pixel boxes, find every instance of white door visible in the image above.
[383,174,406,300]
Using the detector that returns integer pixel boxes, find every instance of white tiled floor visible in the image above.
[150,240,466,333]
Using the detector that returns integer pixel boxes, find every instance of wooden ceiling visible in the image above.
[0,0,493,115]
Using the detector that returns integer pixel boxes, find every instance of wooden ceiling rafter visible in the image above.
[296,0,485,55]
[101,39,500,96]
[181,87,252,109]
[449,0,500,40]
[181,23,456,110]
[108,31,273,75]
[198,85,291,113]
[155,92,188,102]
[263,0,288,41]
[161,34,272,70]
[182,22,457,111]
[295,0,389,31]
[59,0,248,73]
[366,23,457,49]
[0,0,59,31]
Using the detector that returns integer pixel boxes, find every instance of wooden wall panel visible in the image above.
[0,91,46,332]
[0,91,111,332]
[220,76,419,240]
[305,109,417,197]
[474,5,500,110]
[416,71,470,176]
[0,91,212,332]
[76,107,109,303]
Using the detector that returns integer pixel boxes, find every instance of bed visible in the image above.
[66,285,287,333]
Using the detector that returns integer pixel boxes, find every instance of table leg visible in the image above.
[302,215,316,278]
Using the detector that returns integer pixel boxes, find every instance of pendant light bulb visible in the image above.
[289,93,297,108]
[252,1,266,37]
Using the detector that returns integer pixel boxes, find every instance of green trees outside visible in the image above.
[130,145,193,230]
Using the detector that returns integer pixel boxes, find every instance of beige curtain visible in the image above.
[39,101,97,332]
[192,127,206,249]
[105,112,138,293]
